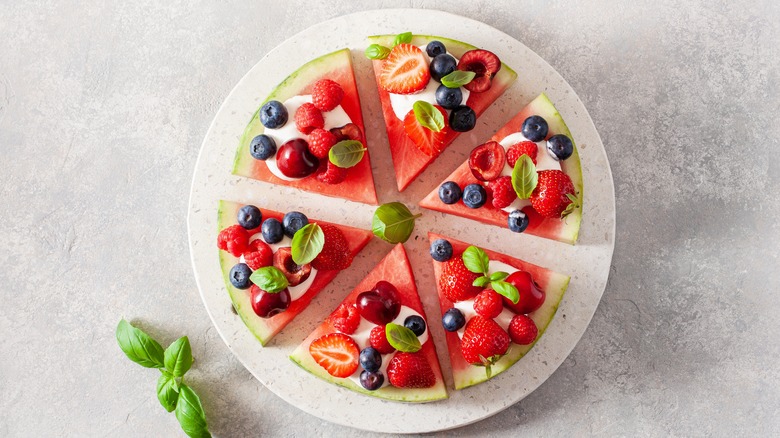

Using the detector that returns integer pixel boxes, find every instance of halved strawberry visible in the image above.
[403,106,448,157]
[309,332,359,378]
[379,44,430,94]
[386,352,436,388]
[530,170,576,219]
[312,224,352,270]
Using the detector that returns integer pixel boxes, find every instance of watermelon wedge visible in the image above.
[217,200,373,346]
[233,49,378,205]
[419,93,584,245]
[290,244,448,402]
[429,233,570,390]
[367,34,517,192]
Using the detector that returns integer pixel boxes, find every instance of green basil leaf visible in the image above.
[175,384,211,438]
[491,280,520,304]
[385,323,421,353]
[413,101,444,133]
[393,31,413,46]
[156,373,179,412]
[290,223,324,265]
[116,319,165,368]
[473,276,491,288]
[462,246,489,275]
[328,140,366,168]
[489,271,509,282]
[372,202,421,244]
[511,154,538,199]
[440,70,476,88]
[365,44,391,60]
[164,336,193,377]
[249,266,288,293]
[561,193,579,218]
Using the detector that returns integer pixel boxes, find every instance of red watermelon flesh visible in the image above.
[419,93,584,245]
[290,244,448,402]
[367,35,517,192]
[233,49,378,205]
[217,200,373,346]
[429,233,570,390]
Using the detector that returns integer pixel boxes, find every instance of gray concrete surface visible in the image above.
[1,0,779,436]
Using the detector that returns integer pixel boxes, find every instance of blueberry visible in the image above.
[249,134,276,160]
[229,263,252,289]
[435,84,462,110]
[521,115,548,142]
[426,40,446,57]
[449,105,476,132]
[360,370,384,391]
[438,181,462,204]
[259,100,288,129]
[261,218,284,244]
[237,205,262,229]
[508,209,529,233]
[462,183,487,208]
[546,134,573,161]
[404,315,427,336]
[282,211,308,238]
[359,347,382,372]
[442,308,465,332]
[430,239,453,262]
[429,54,457,82]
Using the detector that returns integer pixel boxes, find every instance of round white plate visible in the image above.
[188,9,615,434]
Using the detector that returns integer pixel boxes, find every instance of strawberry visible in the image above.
[217,224,250,257]
[506,141,538,167]
[460,315,511,376]
[242,239,273,270]
[309,333,359,378]
[315,160,348,185]
[312,224,352,270]
[508,314,538,345]
[369,325,396,354]
[439,257,482,302]
[386,352,436,388]
[295,102,324,134]
[308,128,338,159]
[530,170,576,219]
[487,176,516,209]
[328,303,360,335]
[403,106,448,157]
[379,44,430,94]
[473,289,503,319]
[311,79,343,111]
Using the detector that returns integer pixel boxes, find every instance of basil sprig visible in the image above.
[461,246,520,304]
[372,202,422,244]
[116,320,211,437]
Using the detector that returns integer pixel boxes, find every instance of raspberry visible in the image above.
[508,314,538,345]
[217,225,249,257]
[506,141,538,168]
[315,160,348,185]
[487,176,517,209]
[329,303,360,335]
[294,103,324,134]
[311,79,344,112]
[242,239,273,270]
[369,325,395,354]
[308,128,338,159]
[473,289,504,319]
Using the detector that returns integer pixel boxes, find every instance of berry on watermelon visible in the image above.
[387,352,436,388]
[217,224,250,257]
[508,314,538,345]
[311,79,344,111]
[312,224,352,270]
[380,44,430,94]
[242,239,273,270]
[403,106,448,156]
[309,333,360,378]
[329,303,360,334]
[369,325,396,354]
[439,257,482,302]
[460,315,510,376]
[530,170,576,219]
[506,141,538,167]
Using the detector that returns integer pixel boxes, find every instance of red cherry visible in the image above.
[503,271,545,314]
[356,281,401,325]
[272,247,311,286]
[468,141,505,182]
[329,123,364,143]
[250,285,291,318]
[276,139,319,178]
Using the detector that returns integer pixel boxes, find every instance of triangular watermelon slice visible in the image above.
[217,200,373,345]
[367,34,517,191]
[429,233,570,390]
[290,244,448,402]
[420,93,584,244]
[233,48,378,205]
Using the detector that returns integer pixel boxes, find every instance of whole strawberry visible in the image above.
[530,170,576,219]
[460,315,510,376]
[386,352,436,388]
[311,79,344,111]
[487,176,516,209]
[295,102,324,134]
[439,257,482,302]
[506,141,538,167]
[312,224,352,270]
[508,314,538,345]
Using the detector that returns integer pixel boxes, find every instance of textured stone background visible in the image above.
[1,0,778,436]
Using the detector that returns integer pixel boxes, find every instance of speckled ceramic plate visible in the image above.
[188,9,615,434]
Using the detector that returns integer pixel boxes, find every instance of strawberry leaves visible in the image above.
[462,245,520,304]
[561,192,580,218]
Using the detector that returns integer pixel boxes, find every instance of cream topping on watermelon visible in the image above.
[453,260,518,339]
[243,232,319,301]
[496,132,562,213]
[263,95,352,181]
